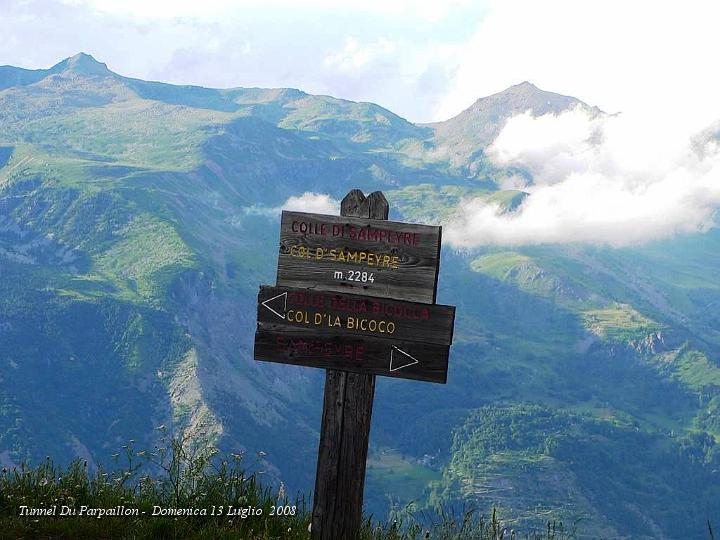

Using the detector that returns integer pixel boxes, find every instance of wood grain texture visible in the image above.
[312,369,374,540]
[257,285,455,346]
[311,190,382,540]
[254,328,450,383]
[276,209,441,303]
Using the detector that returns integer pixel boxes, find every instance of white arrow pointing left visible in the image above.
[261,291,287,320]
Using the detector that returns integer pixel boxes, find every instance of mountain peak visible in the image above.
[435,81,597,130]
[51,53,112,76]
[485,80,564,104]
[427,81,601,166]
[512,81,538,90]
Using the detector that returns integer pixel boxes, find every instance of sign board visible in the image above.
[254,285,454,383]
[276,211,442,303]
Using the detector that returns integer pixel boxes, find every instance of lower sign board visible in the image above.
[254,285,455,383]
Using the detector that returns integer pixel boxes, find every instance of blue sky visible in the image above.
[2,0,720,124]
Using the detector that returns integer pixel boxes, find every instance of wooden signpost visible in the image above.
[253,189,455,539]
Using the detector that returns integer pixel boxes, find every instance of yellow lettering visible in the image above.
[288,310,310,324]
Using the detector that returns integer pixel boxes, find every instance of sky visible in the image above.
[3,0,717,124]
[1,0,483,123]
[2,0,720,246]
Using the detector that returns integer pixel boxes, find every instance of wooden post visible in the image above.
[311,190,388,540]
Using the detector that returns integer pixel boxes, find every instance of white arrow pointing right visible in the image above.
[389,346,419,372]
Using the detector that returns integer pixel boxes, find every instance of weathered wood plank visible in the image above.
[257,285,455,346]
[254,328,450,383]
[312,369,375,540]
[276,209,441,303]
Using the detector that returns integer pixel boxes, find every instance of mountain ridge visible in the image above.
[0,53,588,125]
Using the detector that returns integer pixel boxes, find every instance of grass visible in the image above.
[4,96,233,172]
[0,433,575,540]
[651,347,720,392]
[386,185,491,224]
[470,252,532,281]
[580,304,662,343]
[365,448,441,515]
[93,213,197,303]
[484,191,527,211]
[671,349,720,388]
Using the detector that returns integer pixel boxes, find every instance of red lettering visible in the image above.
[288,291,325,308]
[291,220,328,235]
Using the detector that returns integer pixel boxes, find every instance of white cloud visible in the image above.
[444,108,720,247]
[324,37,398,73]
[237,192,340,220]
[487,107,603,185]
[63,0,472,22]
[280,192,340,215]
[437,0,720,247]
[319,36,461,119]
[435,0,720,125]
[59,0,238,19]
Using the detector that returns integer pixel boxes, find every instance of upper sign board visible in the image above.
[276,211,442,303]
